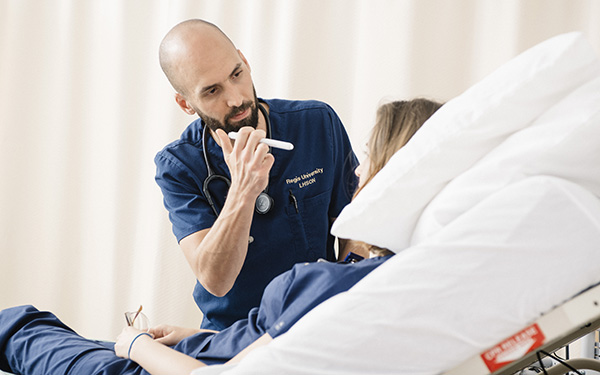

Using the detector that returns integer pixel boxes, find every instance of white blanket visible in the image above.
[193,32,600,375]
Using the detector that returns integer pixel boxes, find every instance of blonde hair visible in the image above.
[359,98,443,256]
[361,98,442,190]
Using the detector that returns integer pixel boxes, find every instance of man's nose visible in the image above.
[225,84,244,108]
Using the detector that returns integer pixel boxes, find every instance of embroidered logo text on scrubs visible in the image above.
[286,168,324,188]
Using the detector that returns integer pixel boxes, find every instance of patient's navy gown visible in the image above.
[0,255,390,375]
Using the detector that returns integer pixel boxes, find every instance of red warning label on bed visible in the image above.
[481,323,545,372]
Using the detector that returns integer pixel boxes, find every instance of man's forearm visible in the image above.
[180,188,256,296]
[181,127,274,296]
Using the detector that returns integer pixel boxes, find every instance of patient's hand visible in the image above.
[115,326,154,359]
[149,324,215,346]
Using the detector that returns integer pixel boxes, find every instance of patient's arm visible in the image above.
[115,327,271,374]
[115,326,204,375]
[227,333,273,364]
[149,324,218,346]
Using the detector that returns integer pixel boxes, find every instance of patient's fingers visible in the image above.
[149,324,204,346]
[148,324,174,339]
[154,332,180,346]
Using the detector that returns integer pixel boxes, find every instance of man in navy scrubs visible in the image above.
[154,19,362,330]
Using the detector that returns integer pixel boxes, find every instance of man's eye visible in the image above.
[233,70,242,79]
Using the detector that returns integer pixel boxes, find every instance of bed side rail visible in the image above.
[443,283,600,375]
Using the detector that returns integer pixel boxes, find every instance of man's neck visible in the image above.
[256,100,269,133]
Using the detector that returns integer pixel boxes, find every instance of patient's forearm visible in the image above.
[227,333,273,364]
[129,335,205,375]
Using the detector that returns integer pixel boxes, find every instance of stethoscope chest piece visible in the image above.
[255,191,274,214]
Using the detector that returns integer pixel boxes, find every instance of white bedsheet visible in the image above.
[201,177,600,375]
[192,32,600,375]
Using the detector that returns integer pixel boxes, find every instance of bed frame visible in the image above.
[444,283,600,375]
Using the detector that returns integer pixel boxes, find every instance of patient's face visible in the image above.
[355,157,370,188]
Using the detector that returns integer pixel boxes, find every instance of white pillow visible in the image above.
[331,32,600,252]
[412,75,600,244]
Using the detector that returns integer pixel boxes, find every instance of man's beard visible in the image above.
[199,92,260,133]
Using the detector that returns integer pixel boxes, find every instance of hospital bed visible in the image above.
[2,286,599,375]
[444,283,600,375]
[206,32,600,375]
[190,283,600,375]
[192,283,600,375]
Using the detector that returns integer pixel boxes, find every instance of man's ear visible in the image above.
[175,93,196,115]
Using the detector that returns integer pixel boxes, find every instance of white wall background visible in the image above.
[1,0,599,341]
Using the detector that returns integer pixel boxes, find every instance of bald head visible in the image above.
[159,19,237,95]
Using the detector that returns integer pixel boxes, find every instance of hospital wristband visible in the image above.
[128,332,153,359]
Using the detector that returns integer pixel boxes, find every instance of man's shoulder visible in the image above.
[263,98,335,116]
[155,118,204,160]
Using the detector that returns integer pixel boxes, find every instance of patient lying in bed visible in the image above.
[0,99,442,375]
[0,257,390,375]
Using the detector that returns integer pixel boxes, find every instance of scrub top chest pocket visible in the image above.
[285,189,333,260]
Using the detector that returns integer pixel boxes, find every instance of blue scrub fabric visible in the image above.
[155,98,359,330]
[0,256,390,374]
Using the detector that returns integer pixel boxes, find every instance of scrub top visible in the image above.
[154,98,359,330]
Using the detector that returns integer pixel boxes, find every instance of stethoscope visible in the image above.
[202,101,274,217]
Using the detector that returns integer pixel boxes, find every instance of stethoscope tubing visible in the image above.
[202,102,274,217]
